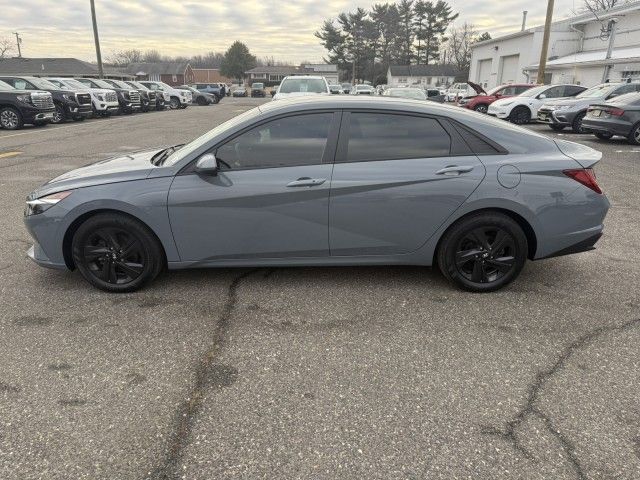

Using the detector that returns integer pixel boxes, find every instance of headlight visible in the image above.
[62,93,75,102]
[16,94,32,104]
[25,191,73,216]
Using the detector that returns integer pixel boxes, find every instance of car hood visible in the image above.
[273,92,328,100]
[33,148,161,198]
[467,81,486,95]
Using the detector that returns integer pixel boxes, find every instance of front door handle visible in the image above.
[435,165,474,176]
[286,177,326,187]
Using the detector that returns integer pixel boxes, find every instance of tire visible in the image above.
[437,212,528,293]
[0,106,23,130]
[473,104,488,113]
[71,213,165,293]
[595,132,613,140]
[197,96,207,106]
[169,97,180,109]
[211,95,219,104]
[549,124,565,131]
[628,123,640,145]
[72,116,85,122]
[571,111,586,133]
[51,103,66,124]
[180,104,188,109]
[33,121,48,127]
[509,106,531,125]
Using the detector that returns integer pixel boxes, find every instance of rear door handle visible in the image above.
[286,177,326,187]
[435,165,474,176]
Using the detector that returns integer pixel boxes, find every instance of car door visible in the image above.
[328,111,485,256]
[168,111,340,262]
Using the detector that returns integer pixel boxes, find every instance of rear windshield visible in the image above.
[252,83,264,89]
[279,78,327,94]
[576,84,618,98]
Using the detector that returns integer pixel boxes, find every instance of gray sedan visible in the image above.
[24,96,609,293]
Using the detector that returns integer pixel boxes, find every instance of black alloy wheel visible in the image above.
[509,106,531,125]
[438,213,527,292]
[169,97,180,109]
[571,112,586,133]
[72,213,164,292]
[628,123,640,145]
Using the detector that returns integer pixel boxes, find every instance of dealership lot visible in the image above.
[1,99,639,479]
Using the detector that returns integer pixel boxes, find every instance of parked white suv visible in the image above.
[445,83,473,102]
[139,81,191,109]
[47,77,119,116]
[272,75,330,101]
[488,84,587,124]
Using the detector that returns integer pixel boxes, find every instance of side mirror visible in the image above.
[195,153,218,175]
[538,94,547,99]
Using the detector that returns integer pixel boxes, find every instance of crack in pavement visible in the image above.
[148,268,260,480]
[483,317,640,479]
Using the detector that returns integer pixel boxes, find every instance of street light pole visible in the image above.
[536,0,554,84]
[90,0,104,78]
[13,32,22,58]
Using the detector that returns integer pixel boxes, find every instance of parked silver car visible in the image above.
[24,96,609,292]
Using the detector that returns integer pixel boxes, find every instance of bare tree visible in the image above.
[106,49,143,66]
[0,38,14,59]
[583,0,623,18]
[445,23,478,73]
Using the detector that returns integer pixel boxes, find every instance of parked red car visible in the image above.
[457,82,537,113]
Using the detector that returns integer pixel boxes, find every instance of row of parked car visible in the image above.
[0,76,230,130]
[453,80,640,144]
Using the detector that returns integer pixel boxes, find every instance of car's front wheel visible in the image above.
[72,213,164,292]
[571,112,586,133]
[0,107,23,130]
[437,213,528,292]
[595,132,613,140]
[169,97,180,109]
[627,123,640,145]
[509,106,531,125]
[473,104,488,113]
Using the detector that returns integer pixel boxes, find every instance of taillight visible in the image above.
[606,107,625,117]
[563,168,603,194]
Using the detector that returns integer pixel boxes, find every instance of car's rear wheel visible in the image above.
[0,107,23,130]
[627,123,640,145]
[595,132,613,140]
[550,124,565,131]
[474,104,488,113]
[571,111,586,133]
[509,106,531,125]
[72,213,164,293]
[437,213,528,292]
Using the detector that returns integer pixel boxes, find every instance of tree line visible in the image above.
[315,0,490,84]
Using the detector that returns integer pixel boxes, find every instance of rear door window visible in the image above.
[343,113,451,162]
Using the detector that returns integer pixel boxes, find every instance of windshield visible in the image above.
[279,78,326,94]
[93,79,114,89]
[64,79,88,89]
[385,88,426,100]
[356,85,372,90]
[0,80,14,91]
[576,84,618,98]
[252,83,264,89]
[46,79,66,89]
[108,80,131,89]
[30,77,58,90]
[610,92,640,105]
[164,107,262,166]
[518,85,548,97]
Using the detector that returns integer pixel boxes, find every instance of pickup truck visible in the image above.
[139,81,191,109]
[46,77,119,117]
[0,75,92,123]
[75,78,141,114]
[0,79,55,129]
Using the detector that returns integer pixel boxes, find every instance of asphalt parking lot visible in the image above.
[1,99,639,480]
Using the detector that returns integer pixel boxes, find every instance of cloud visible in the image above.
[0,0,574,63]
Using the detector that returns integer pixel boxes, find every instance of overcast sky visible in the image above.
[1,0,577,63]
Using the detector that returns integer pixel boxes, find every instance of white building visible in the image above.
[387,65,459,88]
[245,64,338,85]
[469,1,640,89]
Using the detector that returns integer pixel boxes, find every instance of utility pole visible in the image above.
[13,32,22,57]
[521,11,528,31]
[536,0,554,84]
[601,18,618,82]
[90,0,104,78]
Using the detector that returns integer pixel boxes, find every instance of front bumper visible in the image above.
[26,243,67,270]
[22,106,56,124]
[487,106,509,119]
[537,108,577,127]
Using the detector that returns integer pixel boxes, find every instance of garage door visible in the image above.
[476,59,492,88]
[500,55,520,84]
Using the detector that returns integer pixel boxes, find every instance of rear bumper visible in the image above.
[582,117,632,136]
[539,232,603,259]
